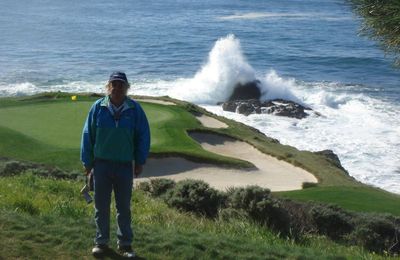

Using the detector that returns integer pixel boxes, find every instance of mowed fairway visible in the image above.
[0,98,246,171]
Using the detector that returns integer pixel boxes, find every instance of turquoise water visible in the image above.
[0,0,399,194]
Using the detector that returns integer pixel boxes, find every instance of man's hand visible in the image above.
[134,164,143,177]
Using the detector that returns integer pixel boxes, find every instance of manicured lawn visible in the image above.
[0,95,250,170]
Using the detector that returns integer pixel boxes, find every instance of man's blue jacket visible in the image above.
[80,95,151,169]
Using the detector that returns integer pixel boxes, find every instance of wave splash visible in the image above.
[168,34,301,104]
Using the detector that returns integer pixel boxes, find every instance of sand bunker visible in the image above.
[137,131,317,191]
[136,98,176,105]
[195,114,228,129]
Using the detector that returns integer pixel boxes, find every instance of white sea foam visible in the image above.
[168,35,301,104]
[0,81,106,97]
[218,12,352,21]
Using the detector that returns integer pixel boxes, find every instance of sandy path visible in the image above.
[136,132,317,191]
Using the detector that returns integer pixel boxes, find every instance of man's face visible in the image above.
[110,80,128,101]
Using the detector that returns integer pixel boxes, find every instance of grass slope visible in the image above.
[0,173,392,260]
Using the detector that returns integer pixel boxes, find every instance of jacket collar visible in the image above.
[100,95,135,109]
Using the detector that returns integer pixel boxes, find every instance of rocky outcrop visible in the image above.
[220,80,318,119]
[314,150,348,174]
[221,98,313,119]
[228,81,261,101]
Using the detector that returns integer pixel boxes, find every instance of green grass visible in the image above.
[0,94,251,170]
[276,186,400,216]
[0,173,393,259]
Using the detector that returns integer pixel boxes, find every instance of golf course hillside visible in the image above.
[1,92,399,259]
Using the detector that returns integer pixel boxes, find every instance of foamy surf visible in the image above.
[217,12,352,21]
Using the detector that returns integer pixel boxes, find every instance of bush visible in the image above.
[280,199,315,239]
[226,186,291,235]
[136,178,176,197]
[136,181,151,193]
[164,179,224,217]
[218,208,248,222]
[1,161,29,176]
[349,214,400,254]
[310,204,354,240]
[0,160,76,179]
[149,178,176,197]
[302,182,318,189]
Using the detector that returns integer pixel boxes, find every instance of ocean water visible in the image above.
[0,0,399,194]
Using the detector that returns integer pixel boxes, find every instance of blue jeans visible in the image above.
[93,159,134,246]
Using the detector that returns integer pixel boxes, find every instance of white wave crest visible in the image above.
[168,34,301,104]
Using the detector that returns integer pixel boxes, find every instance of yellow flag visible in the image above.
[71,95,77,101]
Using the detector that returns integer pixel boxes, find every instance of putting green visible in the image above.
[0,98,249,170]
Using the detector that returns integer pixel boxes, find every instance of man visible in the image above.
[80,71,150,258]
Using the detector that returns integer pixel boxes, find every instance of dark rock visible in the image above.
[315,150,348,174]
[221,98,314,119]
[228,81,261,101]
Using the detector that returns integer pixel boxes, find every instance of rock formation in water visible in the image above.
[219,81,318,119]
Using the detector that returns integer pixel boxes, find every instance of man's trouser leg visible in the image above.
[93,160,113,245]
[114,162,134,246]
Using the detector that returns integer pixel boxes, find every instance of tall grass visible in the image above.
[0,173,395,259]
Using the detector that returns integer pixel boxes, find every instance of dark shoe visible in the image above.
[117,245,136,258]
[92,244,109,258]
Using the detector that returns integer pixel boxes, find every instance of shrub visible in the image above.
[310,204,354,240]
[164,179,224,217]
[136,179,176,197]
[136,181,151,193]
[280,199,315,239]
[218,208,248,222]
[149,178,176,197]
[1,161,29,176]
[302,182,318,189]
[349,214,400,254]
[226,186,291,235]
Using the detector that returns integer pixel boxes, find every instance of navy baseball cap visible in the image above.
[108,71,130,87]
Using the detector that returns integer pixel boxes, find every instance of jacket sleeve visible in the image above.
[80,102,97,169]
[134,103,151,165]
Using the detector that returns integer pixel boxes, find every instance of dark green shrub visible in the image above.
[226,186,291,235]
[164,179,224,217]
[149,178,176,197]
[349,214,399,254]
[136,181,151,193]
[136,179,176,197]
[302,182,318,189]
[280,199,315,239]
[1,161,29,176]
[310,204,354,240]
[218,208,248,222]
